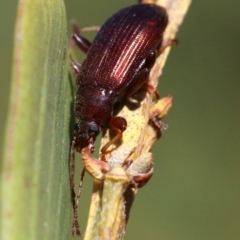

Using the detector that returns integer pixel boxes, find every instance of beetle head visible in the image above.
[74,121,101,153]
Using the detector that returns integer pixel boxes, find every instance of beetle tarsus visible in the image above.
[159,38,178,54]
[70,60,81,75]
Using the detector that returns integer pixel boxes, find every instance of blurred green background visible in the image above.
[1,0,240,240]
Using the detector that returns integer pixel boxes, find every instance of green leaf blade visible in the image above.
[1,0,72,239]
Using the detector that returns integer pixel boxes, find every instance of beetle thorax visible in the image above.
[75,85,115,125]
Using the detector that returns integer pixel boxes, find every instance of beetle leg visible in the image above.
[70,60,81,75]
[101,116,127,154]
[125,38,177,99]
[158,39,178,54]
[124,49,158,99]
[145,49,157,69]
[70,21,92,54]
[138,0,155,3]
[144,84,160,100]
[80,25,100,32]
[126,38,177,99]
[129,38,177,99]
[124,68,150,99]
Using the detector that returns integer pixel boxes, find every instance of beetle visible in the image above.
[71,3,169,156]
[70,3,173,236]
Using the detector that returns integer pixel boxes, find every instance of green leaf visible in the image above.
[1,0,72,239]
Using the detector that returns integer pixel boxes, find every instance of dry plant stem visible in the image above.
[82,0,191,239]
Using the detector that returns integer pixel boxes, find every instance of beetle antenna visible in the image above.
[70,136,81,236]
[72,168,85,237]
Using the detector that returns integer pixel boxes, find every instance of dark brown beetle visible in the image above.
[71,4,169,155]
[70,3,174,236]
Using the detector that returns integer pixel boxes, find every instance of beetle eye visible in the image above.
[88,123,100,136]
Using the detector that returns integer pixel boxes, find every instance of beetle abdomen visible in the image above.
[78,4,168,93]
